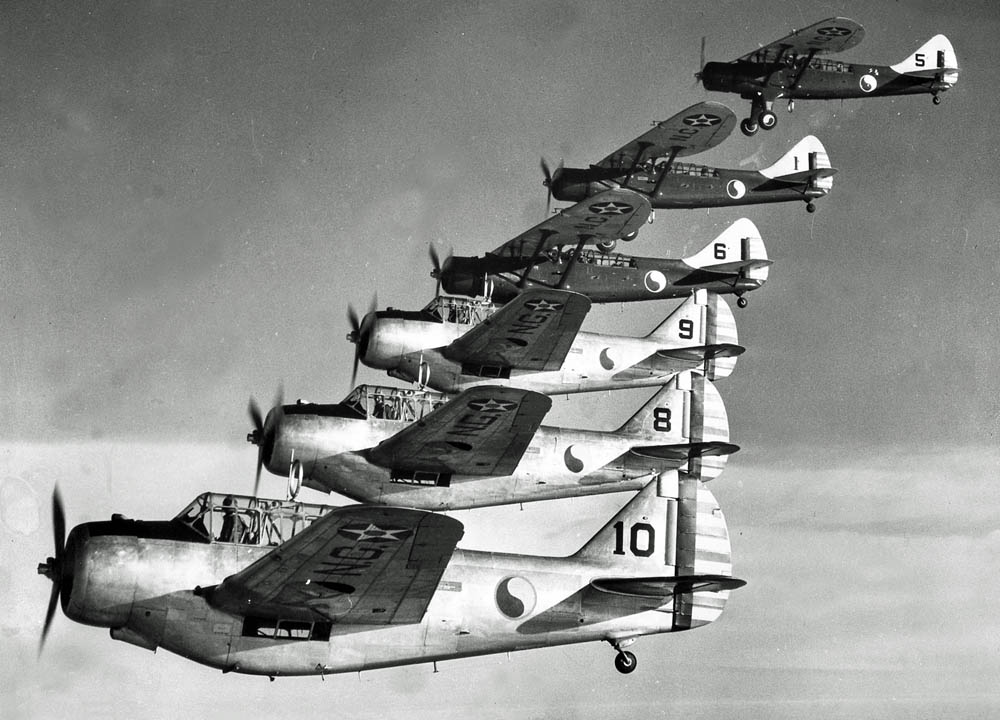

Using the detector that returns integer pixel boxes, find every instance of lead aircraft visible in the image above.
[39,471,744,677]
[698,18,960,135]
[248,372,735,510]
[436,217,770,308]
[348,288,741,396]
[544,101,835,213]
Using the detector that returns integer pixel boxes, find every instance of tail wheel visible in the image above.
[736,295,748,309]
[759,110,777,130]
[740,118,758,136]
[614,651,637,674]
[806,202,816,213]
[933,95,942,105]
[596,238,617,254]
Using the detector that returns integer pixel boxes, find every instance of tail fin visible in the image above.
[645,290,741,380]
[682,218,771,288]
[760,135,836,193]
[890,34,959,84]
[573,471,745,629]
[616,372,735,480]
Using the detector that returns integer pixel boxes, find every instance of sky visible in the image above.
[3,1,999,718]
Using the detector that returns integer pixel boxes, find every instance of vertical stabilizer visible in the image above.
[890,34,959,81]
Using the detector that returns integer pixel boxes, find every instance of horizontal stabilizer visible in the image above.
[590,574,746,599]
[700,258,774,274]
[629,440,739,461]
[656,343,745,363]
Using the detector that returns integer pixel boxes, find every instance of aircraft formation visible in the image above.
[38,19,958,681]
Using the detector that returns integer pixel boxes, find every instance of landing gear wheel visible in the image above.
[596,238,617,254]
[740,118,758,136]
[614,650,637,674]
[932,95,942,106]
[736,296,748,309]
[759,110,777,130]
[806,202,816,214]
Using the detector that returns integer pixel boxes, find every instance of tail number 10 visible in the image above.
[613,521,656,557]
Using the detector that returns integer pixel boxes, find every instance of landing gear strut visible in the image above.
[741,98,777,136]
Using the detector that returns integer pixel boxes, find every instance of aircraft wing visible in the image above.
[737,17,865,60]
[208,505,464,625]
[491,189,652,257]
[444,289,591,371]
[365,385,552,476]
[594,101,736,168]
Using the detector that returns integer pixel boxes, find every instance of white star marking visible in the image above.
[589,201,631,215]
[683,114,721,127]
[341,524,410,542]
[468,398,517,413]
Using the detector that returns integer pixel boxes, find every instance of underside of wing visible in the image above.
[365,385,552,476]
[595,102,736,169]
[492,189,652,257]
[445,288,591,371]
[737,17,864,60]
[207,505,464,625]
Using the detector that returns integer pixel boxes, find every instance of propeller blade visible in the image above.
[52,487,65,563]
[348,294,378,388]
[694,36,706,85]
[40,487,67,653]
[429,245,442,297]
[541,158,554,216]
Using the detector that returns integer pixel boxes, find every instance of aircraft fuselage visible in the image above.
[441,251,765,304]
[266,407,694,509]
[551,164,829,209]
[701,59,954,101]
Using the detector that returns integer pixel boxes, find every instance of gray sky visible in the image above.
[4,1,999,718]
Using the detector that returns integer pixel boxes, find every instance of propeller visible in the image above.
[37,486,66,652]
[247,384,284,498]
[429,245,451,297]
[693,36,707,85]
[346,294,378,387]
[540,157,563,217]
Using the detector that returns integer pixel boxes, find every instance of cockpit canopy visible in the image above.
[173,492,334,546]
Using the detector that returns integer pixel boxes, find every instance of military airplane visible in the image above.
[698,18,960,135]
[347,288,741,396]
[38,471,744,676]
[247,372,735,510]
[435,217,770,308]
[543,101,835,213]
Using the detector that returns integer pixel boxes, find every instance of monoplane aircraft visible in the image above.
[39,472,744,676]
[543,101,835,213]
[434,218,770,308]
[347,289,741,395]
[247,372,735,509]
[698,18,959,135]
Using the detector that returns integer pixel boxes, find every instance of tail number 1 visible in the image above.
[613,521,655,557]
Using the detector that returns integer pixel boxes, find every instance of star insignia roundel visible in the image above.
[467,398,517,413]
[588,201,632,215]
[338,523,414,543]
[818,26,851,36]
[683,113,721,127]
[522,299,563,313]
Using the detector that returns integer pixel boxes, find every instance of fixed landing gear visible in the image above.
[759,110,777,130]
[806,202,816,213]
[736,295,748,309]
[740,118,759,136]
[741,106,777,136]
[614,651,637,674]
[932,94,942,106]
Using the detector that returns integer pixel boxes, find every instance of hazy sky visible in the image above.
[4,1,999,718]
